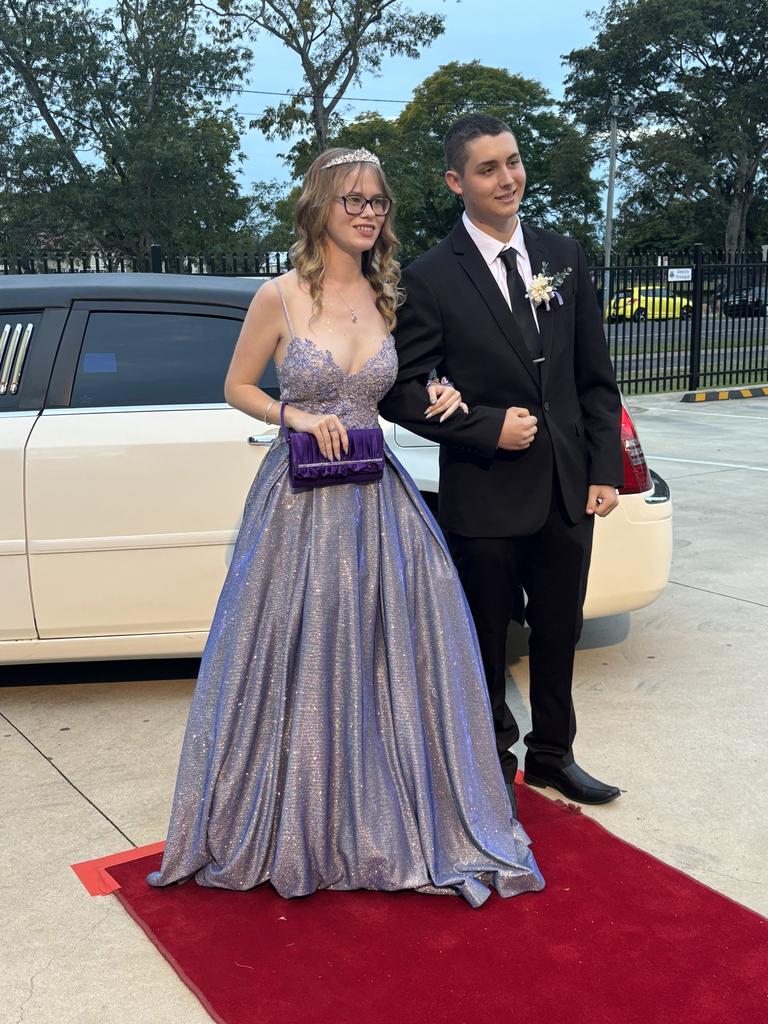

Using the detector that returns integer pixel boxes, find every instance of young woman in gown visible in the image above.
[147,147,544,908]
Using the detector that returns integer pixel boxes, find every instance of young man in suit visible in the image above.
[379,113,624,805]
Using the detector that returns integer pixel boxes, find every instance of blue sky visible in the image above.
[233,0,601,186]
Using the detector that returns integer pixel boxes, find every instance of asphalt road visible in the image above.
[605,316,768,390]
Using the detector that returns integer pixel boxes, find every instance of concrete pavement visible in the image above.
[2,391,767,1023]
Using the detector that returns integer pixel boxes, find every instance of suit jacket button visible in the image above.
[543,401,551,412]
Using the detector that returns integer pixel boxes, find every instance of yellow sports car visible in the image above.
[606,287,692,323]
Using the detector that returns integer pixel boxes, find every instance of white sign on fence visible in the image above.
[667,268,693,282]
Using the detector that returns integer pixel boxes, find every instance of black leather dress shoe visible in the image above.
[504,782,519,821]
[523,761,621,805]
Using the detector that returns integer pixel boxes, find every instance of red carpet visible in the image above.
[72,841,166,895]
[106,787,768,1024]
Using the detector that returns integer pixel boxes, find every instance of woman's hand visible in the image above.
[425,380,469,422]
[283,406,349,460]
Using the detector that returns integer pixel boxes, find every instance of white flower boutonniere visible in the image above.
[525,262,572,311]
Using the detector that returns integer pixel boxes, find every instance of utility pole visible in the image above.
[603,94,620,303]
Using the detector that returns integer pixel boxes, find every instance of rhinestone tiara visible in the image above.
[323,148,381,169]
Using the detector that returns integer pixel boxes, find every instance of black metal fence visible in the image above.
[4,242,767,394]
[589,245,768,393]
[2,244,288,278]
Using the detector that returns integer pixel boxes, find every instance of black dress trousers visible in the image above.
[446,474,595,783]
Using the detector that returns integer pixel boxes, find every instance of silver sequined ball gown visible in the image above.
[148,286,544,908]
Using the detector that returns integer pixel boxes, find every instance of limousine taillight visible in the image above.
[619,405,652,494]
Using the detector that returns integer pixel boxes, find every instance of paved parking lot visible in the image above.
[2,391,767,1023]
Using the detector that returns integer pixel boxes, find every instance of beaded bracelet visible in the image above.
[426,373,455,389]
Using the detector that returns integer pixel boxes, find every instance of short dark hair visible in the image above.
[443,114,514,173]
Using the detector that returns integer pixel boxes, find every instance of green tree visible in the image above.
[333,62,602,261]
[210,0,444,165]
[610,130,768,252]
[563,0,768,252]
[241,180,298,252]
[0,0,250,254]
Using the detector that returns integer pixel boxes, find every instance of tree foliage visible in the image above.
[242,179,298,252]
[0,0,251,254]
[333,62,602,261]
[563,0,768,252]
[210,0,444,165]
[611,130,767,252]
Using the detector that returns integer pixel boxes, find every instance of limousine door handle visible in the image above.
[248,432,278,445]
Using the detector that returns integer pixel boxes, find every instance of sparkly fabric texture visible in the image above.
[148,329,544,907]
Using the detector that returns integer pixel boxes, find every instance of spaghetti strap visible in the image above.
[273,280,297,340]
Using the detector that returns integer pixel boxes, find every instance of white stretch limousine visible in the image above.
[0,274,672,665]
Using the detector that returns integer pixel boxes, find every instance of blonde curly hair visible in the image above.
[290,148,403,331]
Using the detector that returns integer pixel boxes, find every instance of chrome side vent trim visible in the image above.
[9,323,34,394]
[0,323,22,395]
[0,323,11,372]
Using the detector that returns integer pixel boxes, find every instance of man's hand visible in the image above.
[498,407,538,450]
[586,484,619,517]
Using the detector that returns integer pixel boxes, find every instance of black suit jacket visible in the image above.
[379,219,624,537]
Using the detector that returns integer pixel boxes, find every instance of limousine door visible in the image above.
[25,301,278,640]
[0,309,56,641]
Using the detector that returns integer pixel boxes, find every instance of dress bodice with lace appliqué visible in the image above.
[272,276,398,429]
[276,334,397,429]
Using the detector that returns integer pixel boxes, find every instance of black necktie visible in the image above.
[499,247,542,362]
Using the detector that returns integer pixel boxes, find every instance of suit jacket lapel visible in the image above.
[450,220,539,387]
[522,223,555,392]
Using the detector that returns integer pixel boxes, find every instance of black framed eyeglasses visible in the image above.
[337,193,391,216]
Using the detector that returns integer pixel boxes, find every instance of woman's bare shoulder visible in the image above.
[245,274,292,318]
[276,268,311,300]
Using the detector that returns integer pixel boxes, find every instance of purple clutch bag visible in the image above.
[280,403,385,490]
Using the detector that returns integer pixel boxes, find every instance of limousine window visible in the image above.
[0,313,40,408]
[70,310,277,407]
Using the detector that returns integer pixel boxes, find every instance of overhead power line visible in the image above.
[239,88,409,105]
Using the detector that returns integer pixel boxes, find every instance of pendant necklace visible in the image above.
[330,283,360,325]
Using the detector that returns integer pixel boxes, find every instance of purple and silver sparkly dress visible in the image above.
[148,287,544,908]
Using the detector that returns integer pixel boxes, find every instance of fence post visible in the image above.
[149,244,163,273]
[687,243,704,391]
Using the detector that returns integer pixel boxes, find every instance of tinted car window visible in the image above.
[70,310,278,407]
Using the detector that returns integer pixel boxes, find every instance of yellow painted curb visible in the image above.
[682,386,768,403]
